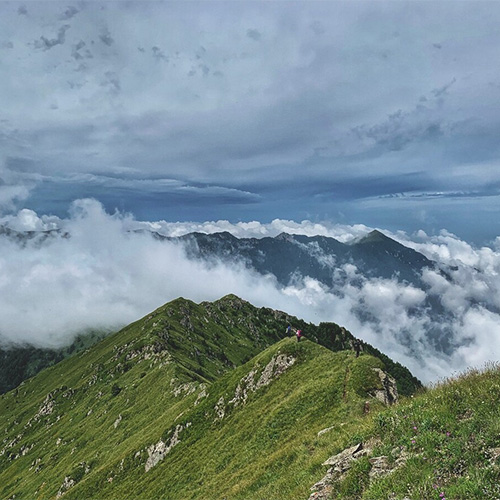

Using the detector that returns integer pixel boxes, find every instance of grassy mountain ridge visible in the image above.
[60,339,391,500]
[0,294,417,500]
[0,294,420,396]
[2,295,499,499]
[0,337,390,500]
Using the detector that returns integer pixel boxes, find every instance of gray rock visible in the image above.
[145,423,191,472]
[371,368,398,405]
[310,439,408,499]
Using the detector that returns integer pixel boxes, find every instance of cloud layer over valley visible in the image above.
[2,199,500,384]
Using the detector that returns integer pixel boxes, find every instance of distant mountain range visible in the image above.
[0,225,69,247]
[159,229,458,354]
[0,224,439,289]
[165,229,435,288]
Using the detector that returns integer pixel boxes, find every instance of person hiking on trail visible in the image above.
[286,325,292,336]
[353,338,362,358]
[296,329,303,342]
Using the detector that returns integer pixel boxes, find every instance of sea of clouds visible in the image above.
[1,198,500,384]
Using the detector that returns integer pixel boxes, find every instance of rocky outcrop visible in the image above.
[171,380,197,397]
[145,423,191,472]
[56,462,90,498]
[194,384,208,406]
[113,414,122,429]
[214,397,226,420]
[22,387,71,431]
[34,392,55,418]
[56,476,75,498]
[309,441,409,499]
[215,353,296,419]
[317,426,335,437]
[371,368,398,405]
[256,354,296,388]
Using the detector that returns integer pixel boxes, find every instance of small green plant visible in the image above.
[111,383,122,397]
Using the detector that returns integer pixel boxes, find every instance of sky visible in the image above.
[2,1,500,383]
[1,1,500,244]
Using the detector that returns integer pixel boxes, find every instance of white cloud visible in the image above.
[1,200,500,384]
[128,218,372,242]
[0,208,60,232]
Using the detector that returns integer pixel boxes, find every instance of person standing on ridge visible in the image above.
[296,329,303,342]
[353,338,362,358]
[286,325,292,336]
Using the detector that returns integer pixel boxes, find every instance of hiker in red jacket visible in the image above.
[296,329,303,342]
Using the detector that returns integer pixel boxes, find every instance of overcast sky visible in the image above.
[1,1,500,243]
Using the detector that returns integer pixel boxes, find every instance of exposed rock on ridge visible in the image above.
[371,368,398,405]
[214,353,296,419]
[309,440,409,499]
[145,423,191,472]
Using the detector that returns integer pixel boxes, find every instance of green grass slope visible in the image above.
[0,294,426,500]
[0,295,293,499]
[345,364,500,500]
[0,331,109,395]
[1,336,392,500]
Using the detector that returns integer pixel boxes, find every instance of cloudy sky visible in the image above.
[2,1,500,382]
[1,1,500,243]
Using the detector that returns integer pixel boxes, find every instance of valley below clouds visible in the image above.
[1,198,500,384]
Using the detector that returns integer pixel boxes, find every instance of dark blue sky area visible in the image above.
[1,1,500,244]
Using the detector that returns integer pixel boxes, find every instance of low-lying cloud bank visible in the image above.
[1,199,500,383]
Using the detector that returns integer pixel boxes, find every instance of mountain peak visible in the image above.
[357,229,392,244]
[214,294,250,307]
[275,232,296,241]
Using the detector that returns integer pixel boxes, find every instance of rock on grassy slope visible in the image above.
[310,364,500,499]
[0,295,420,499]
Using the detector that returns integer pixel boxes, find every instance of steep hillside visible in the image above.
[309,364,500,499]
[0,295,416,500]
[0,331,108,395]
[0,339,393,500]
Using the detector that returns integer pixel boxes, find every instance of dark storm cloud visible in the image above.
[432,78,456,98]
[5,156,39,174]
[99,27,114,46]
[71,40,92,60]
[33,24,70,50]
[102,71,121,95]
[313,173,432,201]
[152,46,168,62]
[21,172,261,218]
